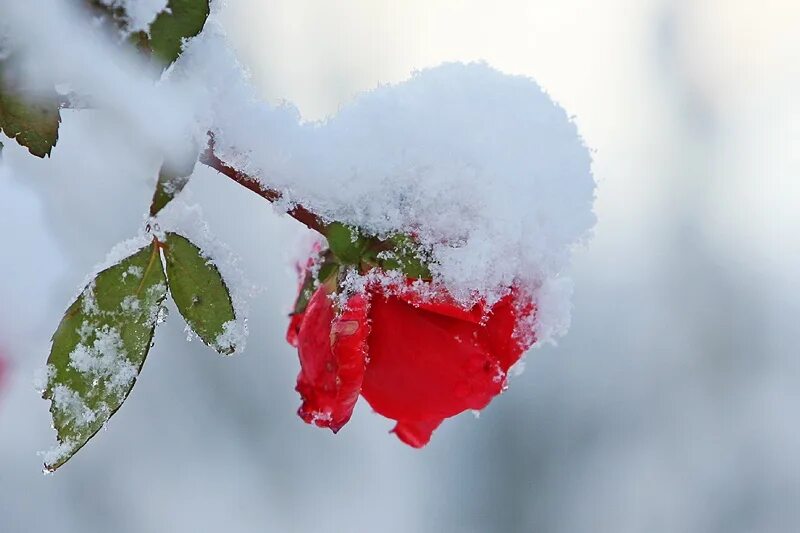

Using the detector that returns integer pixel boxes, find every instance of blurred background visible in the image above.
[1,0,798,531]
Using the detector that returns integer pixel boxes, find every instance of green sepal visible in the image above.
[291,251,338,316]
[374,234,432,279]
[325,222,370,265]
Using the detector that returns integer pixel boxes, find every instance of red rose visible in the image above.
[287,275,536,447]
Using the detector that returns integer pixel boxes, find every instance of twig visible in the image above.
[199,142,327,234]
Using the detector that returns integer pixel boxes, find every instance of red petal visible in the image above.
[294,287,369,433]
[286,312,304,347]
[361,285,537,447]
[392,418,443,448]
[360,293,505,439]
[478,291,536,372]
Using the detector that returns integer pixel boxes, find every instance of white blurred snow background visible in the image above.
[1,0,799,532]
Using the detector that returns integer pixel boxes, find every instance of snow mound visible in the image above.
[211,62,596,341]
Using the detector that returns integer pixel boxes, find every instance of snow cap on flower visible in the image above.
[214,62,595,344]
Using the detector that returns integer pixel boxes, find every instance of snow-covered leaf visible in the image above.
[163,232,237,355]
[0,63,60,158]
[149,0,210,66]
[44,242,167,472]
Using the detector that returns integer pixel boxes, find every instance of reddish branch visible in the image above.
[199,144,326,234]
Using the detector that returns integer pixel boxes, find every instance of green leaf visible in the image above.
[44,242,167,472]
[326,222,369,265]
[149,0,211,66]
[163,232,237,354]
[0,64,61,158]
[84,1,207,65]
[85,0,209,66]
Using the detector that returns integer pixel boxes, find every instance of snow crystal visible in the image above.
[184,323,197,342]
[146,282,168,322]
[155,303,169,325]
[32,365,55,394]
[530,276,574,345]
[50,385,96,427]
[80,281,101,316]
[508,359,526,378]
[68,326,138,393]
[214,320,244,355]
[98,233,154,273]
[123,265,144,280]
[39,441,77,473]
[77,321,95,343]
[120,295,141,313]
[67,232,154,308]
